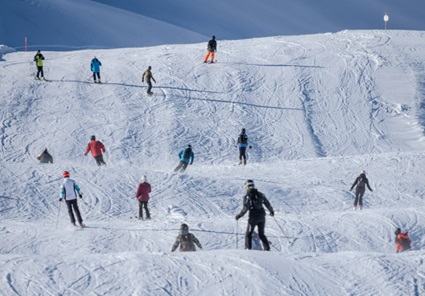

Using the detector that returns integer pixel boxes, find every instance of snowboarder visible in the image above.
[142,66,156,95]
[237,128,251,165]
[37,148,53,164]
[171,223,203,252]
[174,144,194,173]
[395,228,411,253]
[91,56,102,83]
[33,50,45,80]
[135,175,151,220]
[235,180,274,251]
[84,135,106,166]
[349,170,373,210]
[59,171,85,227]
[203,35,217,63]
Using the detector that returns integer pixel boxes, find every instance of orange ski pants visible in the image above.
[204,51,215,63]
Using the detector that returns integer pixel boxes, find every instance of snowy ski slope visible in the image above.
[1,30,425,295]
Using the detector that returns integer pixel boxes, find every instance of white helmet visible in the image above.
[141,175,147,183]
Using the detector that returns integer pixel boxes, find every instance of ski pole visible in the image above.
[55,201,62,229]
[273,216,291,243]
[236,220,239,249]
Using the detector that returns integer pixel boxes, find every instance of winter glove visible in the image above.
[270,211,274,217]
[190,162,193,165]
[79,194,83,198]
[235,214,241,220]
[249,145,252,149]
[59,198,63,202]
[84,153,87,156]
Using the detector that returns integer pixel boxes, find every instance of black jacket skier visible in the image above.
[171,223,203,252]
[37,148,53,163]
[236,180,274,250]
[349,170,373,210]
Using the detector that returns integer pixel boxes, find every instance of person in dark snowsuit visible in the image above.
[174,144,194,173]
[203,36,217,63]
[37,148,53,163]
[236,180,274,251]
[33,50,45,80]
[171,223,203,252]
[91,56,102,83]
[136,175,151,220]
[84,135,106,166]
[349,170,373,210]
[395,228,412,253]
[59,171,85,227]
[142,66,156,94]
[237,128,251,165]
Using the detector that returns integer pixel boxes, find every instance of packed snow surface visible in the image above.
[1,30,425,295]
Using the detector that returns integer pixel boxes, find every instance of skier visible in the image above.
[135,175,151,220]
[395,228,412,253]
[235,180,274,251]
[84,135,106,166]
[349,170,373,210]
[203,35,217,63]
[237,128,251,165]
[174,144,194,173]
[171,223,203,252]
[33,50,45,80]
[37,148,53,164]
[90,56,102,83]
[59,171,85,227]
[142,66,156,95]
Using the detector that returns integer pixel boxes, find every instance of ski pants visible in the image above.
[94,155,106,166]
[203,51,215,63]
[245,216,270,251]
[36,66,44,78]
[138,201,150,219]
[93,72,101,81]
[146,80,153,93]
[354,187,366,207]
[65,199,83,225]
[174,161,189,172]
[239,147,247,163]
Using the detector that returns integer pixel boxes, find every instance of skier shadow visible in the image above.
[49,79,143,89]
[173,94,303,111]
[223,62,324,69]
[159,86,223,95]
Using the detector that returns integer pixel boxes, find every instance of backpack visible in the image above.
[238,134,248,144]
[357,175,366,187]
[179,234,195,251]
[183,147,192,159]
[247,189,263,210]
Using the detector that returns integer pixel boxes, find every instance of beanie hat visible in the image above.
[63,171,70,178]
[91,135,96,140]
[141,175,147,183]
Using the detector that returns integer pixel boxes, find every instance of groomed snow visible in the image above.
[1,30,425,295]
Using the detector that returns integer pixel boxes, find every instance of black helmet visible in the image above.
[180,223,189,235]
[241,128,246,133]
[245,179,255,188]
[91,135,96,140]
[188,144,192,148]
[395,228,401,235]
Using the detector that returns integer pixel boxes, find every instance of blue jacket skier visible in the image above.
[174,144,194,172]
[91,57,102,83]
[237,128,251,165]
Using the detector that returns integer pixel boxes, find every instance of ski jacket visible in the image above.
[207,39,217,52]
[237,187,274,220]
[60,178,81,201]
[395,232,411,253]
[237,132,249,148]
[178,149,194,164]
[171,233,202,252]
[85,140,106,157]
[34,53,44,67]
[91,58,102,73]
[350,174,372,191]
[37,149,53,163]
[142,69,156,83]
[136,182,151,202]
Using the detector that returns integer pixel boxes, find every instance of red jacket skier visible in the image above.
[135,175,151,220]
[84,135,106,166]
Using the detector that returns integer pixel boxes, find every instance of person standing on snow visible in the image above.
[237,128,251,165]
[174,144,194,173]
[33,50,45,80]
[394,228,412,253]
[142,66,156,95]
[171,223,203,252]
[349,170,373,210]
[84,135,106,166]
[135,175,151,220]
[59,171,85,227]
[203,35,217,63]
[37,148,53,164]
[235,180,274,251]
[91,56,102,83]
